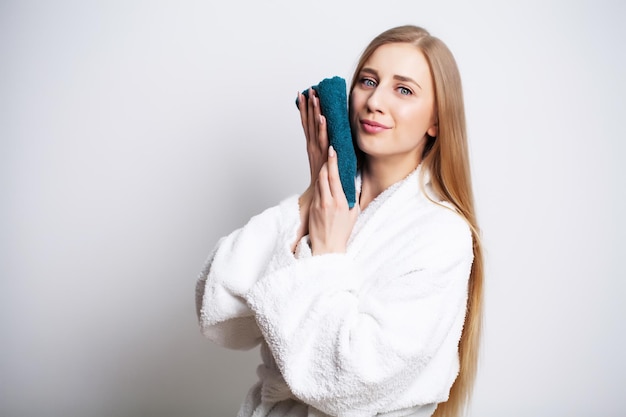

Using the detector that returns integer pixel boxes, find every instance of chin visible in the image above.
[354,137,373,158]
[355,134,386,156]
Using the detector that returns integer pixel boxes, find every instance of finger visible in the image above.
[307,88,317,144]
[313,95,323,149]
[298,91,308,134]
[298,90,315,143]
[327,146,345,202]
[317,114,329,152]
[317,162,332,204]
[312,177,321,208]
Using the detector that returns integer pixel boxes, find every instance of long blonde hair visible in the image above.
[349,25,484,417]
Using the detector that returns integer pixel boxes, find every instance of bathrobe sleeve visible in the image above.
[245,208,474,416]
[196,195,301,350]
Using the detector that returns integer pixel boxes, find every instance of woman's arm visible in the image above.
[196,90,330,348]
[245,209,474,415]
[196,196,300,350]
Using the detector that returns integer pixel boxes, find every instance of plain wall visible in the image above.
[1,1,625,416]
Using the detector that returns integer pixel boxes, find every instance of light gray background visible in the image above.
[2,1,624,416]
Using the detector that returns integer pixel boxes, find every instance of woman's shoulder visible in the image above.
[399,178,473,258]
[425,201,472,243]
[418,175,471,241]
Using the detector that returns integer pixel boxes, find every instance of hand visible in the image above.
[293,89,329,251]
[297,89,328,188]
[309,146,360,255]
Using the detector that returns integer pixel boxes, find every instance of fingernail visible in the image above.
[329,145,336,158]
[319,115,324,124]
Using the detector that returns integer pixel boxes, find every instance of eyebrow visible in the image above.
[361,67,422,90]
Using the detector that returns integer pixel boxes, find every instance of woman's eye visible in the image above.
[361,78,376,87]
[398,86,412,96]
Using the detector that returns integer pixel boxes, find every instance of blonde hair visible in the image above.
[349,25,484,417]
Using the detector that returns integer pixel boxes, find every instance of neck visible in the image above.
[359,154,421,210]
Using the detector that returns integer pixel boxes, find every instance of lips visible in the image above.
[360,119,390,134]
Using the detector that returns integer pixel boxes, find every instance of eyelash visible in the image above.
[359,77,413,96]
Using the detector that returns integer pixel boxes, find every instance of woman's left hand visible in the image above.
[309,146,360,255]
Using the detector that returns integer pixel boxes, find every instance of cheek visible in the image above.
[349,92,361,113]
[349,95,363,125]
[399,103,433,131]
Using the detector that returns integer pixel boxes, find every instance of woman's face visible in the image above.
[350,43,437,166]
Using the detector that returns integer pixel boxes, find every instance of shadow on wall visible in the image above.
[108,148,283,417]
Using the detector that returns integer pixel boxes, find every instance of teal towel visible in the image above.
[296,76,357,208]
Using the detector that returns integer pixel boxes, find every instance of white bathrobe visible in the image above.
[196,167,474,417]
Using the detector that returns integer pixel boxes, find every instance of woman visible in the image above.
[196,25,484,417]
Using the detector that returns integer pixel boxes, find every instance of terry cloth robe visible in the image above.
[195,166,474,417]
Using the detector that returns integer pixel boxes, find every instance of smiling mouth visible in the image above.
[360,119,390,133]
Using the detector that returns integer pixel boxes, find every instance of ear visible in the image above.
[427,121,438,138]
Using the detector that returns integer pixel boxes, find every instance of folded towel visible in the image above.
[296,76,357,208]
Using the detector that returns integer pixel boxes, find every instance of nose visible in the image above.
[365,86,385,114]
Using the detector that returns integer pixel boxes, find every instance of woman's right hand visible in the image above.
[293,89,329,252]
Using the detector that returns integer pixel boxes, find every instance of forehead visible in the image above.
[363,43,431,82]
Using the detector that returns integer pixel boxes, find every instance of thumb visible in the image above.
[327,146,344,200]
